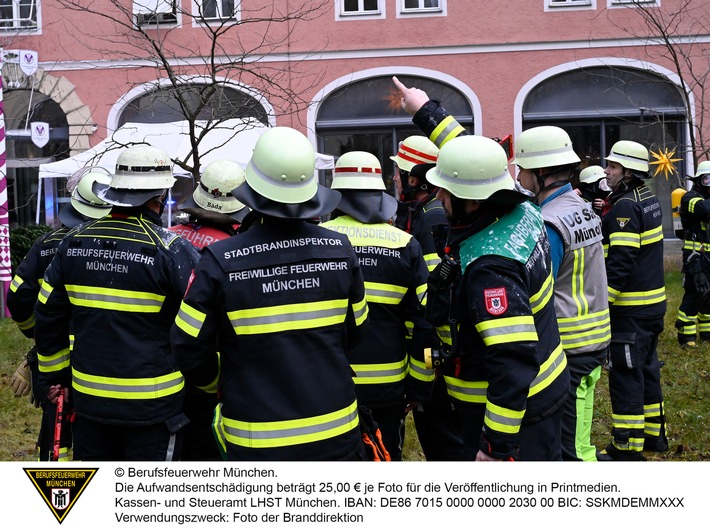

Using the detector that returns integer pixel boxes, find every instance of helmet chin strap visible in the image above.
[536,167,572,194]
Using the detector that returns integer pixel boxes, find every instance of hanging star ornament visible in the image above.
[649,146,682,180]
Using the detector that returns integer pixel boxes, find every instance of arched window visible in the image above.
[523,66,687,237]
[118,84,269,126]
[316,75,474,193]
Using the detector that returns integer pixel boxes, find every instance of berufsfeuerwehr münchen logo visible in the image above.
[24,468,98,524]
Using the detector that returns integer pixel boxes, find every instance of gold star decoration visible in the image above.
[649,146,682,180]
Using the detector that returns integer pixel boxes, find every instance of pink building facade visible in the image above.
[2,0,708,237]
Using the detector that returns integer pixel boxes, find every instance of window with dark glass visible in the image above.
[0,0,38,30]
[316,75,473,194]
[523,66,687,237]
[342,0,380,15]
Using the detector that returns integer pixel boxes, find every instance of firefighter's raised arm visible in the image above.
[393,76,430,116]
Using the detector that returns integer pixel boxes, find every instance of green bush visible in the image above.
[9,225,52,274]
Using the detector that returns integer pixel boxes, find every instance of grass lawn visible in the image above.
[1,262,707,461]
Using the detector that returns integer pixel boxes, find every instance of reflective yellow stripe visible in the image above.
[9,275,23,293]
[37,282,54,304]
[424,252,441,272]
[640,225,663,245]
[38,348,71,373]
[529,272,554,314]
[405,320,414,340]
[612,413,644,429]
[436,325,453,347]
[529,344,566,397]
[13,313,36,332]
[430,115,466,147]
[443,376,488,403]
[571,248,588,315]
[175,301,206,338]
[557,309,611,350]
[364,281,407,305]
[353,296,368,326]
[65,285,165,313]
[228,299,350,335]
[688,197,702,213]
[409,357,435,382]
[609,231,640,248]
[476,315,538,346]
[484,401,525,434]
[352,358,408,384]
[416,283,427,305]
[221,400,359,448]
[612,287,666,306]
[72,367,184,399]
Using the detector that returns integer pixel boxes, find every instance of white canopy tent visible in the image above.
[37,118,335,224]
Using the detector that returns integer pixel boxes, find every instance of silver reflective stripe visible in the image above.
[72,373,184,395]
[352,300,368,322]
[478,322,537,340]
[231,306,346,328]
[165,433,177,461]
[529,348,566,391]
[176,307,203,331]
[625,343,633,368]
[225,408,358,443]
[432,121,463,146]
[485,408,521,429]
[66,288,164,311]
[352,362,407,382]
[365,285,406,303]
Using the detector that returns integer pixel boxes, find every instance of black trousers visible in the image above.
[72,414,187,461]
[607,314,666,455]
[412,376,466,460]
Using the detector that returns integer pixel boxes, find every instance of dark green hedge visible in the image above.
[9,225,52,274]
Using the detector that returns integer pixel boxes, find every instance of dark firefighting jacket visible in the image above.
[679,187,710,262]
[34,208,200,425]
[441,201,569,459]
[8,226,71,338]
[602,182,666,318]
[171,215,369,460]
[395,194,449,272]
[322,215,437,407]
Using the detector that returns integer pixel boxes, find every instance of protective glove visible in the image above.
[10,359,32,398]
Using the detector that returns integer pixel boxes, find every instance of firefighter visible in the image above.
[321,150,437,460]
[513,126,611,461]
[598,140,667,460]
[34,145,200,461]
[675,160,710,348]
[395,78,569,460]
[171,127,369,461]
[7,169,112,461]
[576,165,611,217]
[391,136,466,461]
[166,159,250,461]
[169,159,250,247]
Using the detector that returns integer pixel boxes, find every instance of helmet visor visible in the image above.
[700,174,710,187]
[598,178,611,192]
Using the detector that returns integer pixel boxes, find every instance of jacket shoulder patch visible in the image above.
[484,287,508,316]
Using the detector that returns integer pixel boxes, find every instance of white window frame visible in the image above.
[192,0,240,26]
[608,0,658,7]
[0,0,40,32]
[546,0,594,10]
[336,0,386,21]
[133,0,180,28]
[397,0,446,18]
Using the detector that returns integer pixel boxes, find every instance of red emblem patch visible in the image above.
[484,287,508,316]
